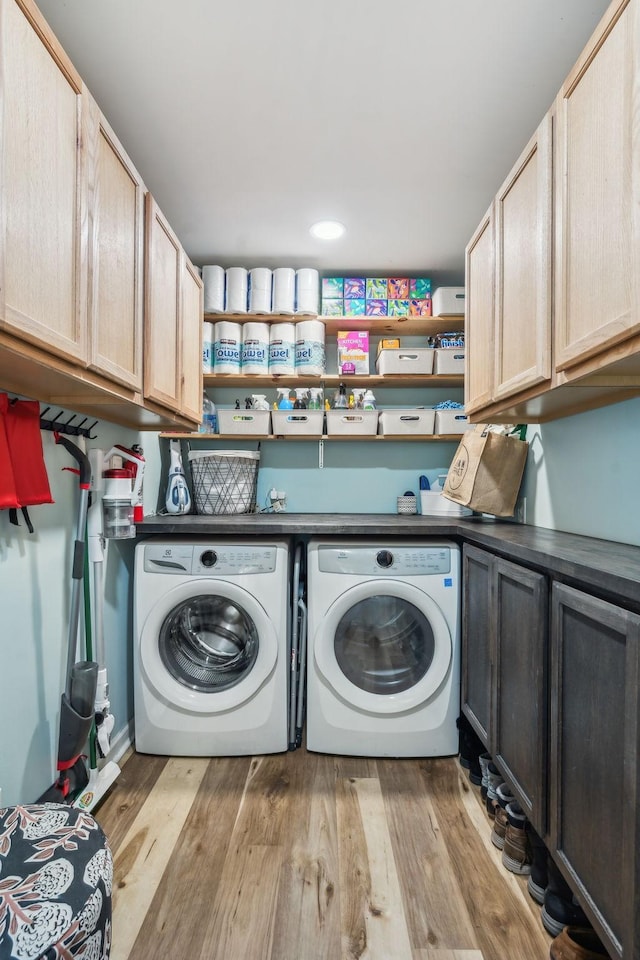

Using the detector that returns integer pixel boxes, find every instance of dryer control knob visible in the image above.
[376,550,394,568]
[201,550,218,567]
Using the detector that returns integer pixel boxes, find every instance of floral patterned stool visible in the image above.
[0,804,112,960]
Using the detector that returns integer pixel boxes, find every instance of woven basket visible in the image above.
[188,450,259,515]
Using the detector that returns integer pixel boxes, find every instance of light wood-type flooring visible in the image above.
[94,748,552,960]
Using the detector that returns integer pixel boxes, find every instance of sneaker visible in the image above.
[549,925,610,959]
[526,824,548,905]
[479,751,492,801]
[490,782,514,850]
[501,801,532,875]
[542,856,590,937]
[456,715,484,784]
[485,762,503,819]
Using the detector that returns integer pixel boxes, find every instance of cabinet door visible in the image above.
[494,114,552,401]
[554,0,640,375]
[464,206,495,415]
[0,0,86,363]
[180,257,203,424]
[144,195,181,409]
[85,94,145,391]
[493,558,548,834]
[461,544,493,745]
[550,582,640,960]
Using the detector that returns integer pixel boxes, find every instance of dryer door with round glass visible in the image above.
[314,579,453,715]
[140,579,278,714]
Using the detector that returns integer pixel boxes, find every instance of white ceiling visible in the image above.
[37,0,610,287]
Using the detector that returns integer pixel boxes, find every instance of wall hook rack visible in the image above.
[39,407,99,440]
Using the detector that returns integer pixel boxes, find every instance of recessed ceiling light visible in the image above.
[310,220,345,240]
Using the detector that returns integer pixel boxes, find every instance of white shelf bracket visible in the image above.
[318,439,324,469]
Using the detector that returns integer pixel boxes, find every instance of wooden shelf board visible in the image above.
[203,314,464,337]
[203,374,464,389]
[160,432,464,442]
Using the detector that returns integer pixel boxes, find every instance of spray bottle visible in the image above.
[165,440,191,514]
[294,388,308,409]
[308,387,323,410]
[277,387,294,410]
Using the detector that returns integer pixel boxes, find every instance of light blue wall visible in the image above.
[521,396,640,546]
[0,410,161,806]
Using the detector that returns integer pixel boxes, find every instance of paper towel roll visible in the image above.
[272,267,295,315]
[248,267,272,314]
[202,321,214,373]
[202,265,225,314]
[295,268,320,315]
[225,267,248,314]
[269,322,296,376]
[295,320,325,377]
[214,321,241,374]
[242,321,270,375]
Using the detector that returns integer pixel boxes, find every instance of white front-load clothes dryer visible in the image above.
[306,540,460,757]
[134,538,289,756]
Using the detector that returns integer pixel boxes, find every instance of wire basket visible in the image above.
[188,450,260,515]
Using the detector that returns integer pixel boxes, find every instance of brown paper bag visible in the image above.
[442,424,528,517]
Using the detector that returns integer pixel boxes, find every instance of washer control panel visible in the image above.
[318,545,451,576]
[144,543,278,575]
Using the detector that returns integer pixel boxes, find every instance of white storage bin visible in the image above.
[435,409,470,434]
[378,409,435,436]
[432,286,465,316]
[420,490,472,517]
[433,348,465,374]
[326,410,378,436]
[271,409,324,436]
[376,348,434,376]
[218,409,271,435]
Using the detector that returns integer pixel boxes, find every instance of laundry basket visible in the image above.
[188,449,260,515]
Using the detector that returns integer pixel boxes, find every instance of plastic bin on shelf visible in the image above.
[378,409,435,435]
[433,348,465,374]
[326,410,378,436]
[420,490,472,517]
[217,409,271,435]
[375,348,434,376]
[435,410,470,434]
[271,410,324,436]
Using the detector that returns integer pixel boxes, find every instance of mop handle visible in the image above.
[55,435,92,698]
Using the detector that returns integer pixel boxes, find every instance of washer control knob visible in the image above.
[376,550,394,568]
[200,550,217,568]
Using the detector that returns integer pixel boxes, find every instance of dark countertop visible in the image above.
[138,513,640,610]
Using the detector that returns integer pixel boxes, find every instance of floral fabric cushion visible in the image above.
[0,804,112,960]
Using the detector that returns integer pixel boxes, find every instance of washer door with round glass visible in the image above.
[139,579,278,714]
[314,580,452,714]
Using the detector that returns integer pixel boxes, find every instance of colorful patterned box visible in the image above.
[388,299,409,316]
[365,299,388,317]
[409,298,433,317]
[321,299,344,316]
[410,278,432,298]
[366,278,387,299]
[344,298,366,316]
[344,277,366,299]
[387,277,410,299]
[322,277,344,299]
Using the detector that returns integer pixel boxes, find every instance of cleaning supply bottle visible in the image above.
[165,439,191,515]
[363,389,377,410]
[308,388,323,410]
[251,394,270,411]
[277,387,294,410]
[334,383,348,409]
[200,392,217,434]
[294,388,308,409]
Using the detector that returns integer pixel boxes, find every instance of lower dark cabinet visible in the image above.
[549,582,640,960]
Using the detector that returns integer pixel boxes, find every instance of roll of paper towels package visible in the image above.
[242,321,270,374]
[214,321,241,373]
[272,267,295,315]
[248,267,272,314]
[269,322,296,376]
[295,268,319,315]
[202,321,214,373]
[225,267,248,314]
[295,319,325,376]
[202,265,225,314]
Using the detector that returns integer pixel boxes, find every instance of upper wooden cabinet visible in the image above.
[0,0,86,363]
[84,92,145,391]
[144,195,202,425]
[465,0,640,423]
[465,207,495,415]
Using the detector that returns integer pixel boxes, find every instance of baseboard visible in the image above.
[107,719,134,766]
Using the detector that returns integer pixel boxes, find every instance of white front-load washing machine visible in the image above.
[134,538,289,756]
[306,539,460,757]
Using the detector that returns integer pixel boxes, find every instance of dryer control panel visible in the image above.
[144,543,278,575]
[317,545,451,576]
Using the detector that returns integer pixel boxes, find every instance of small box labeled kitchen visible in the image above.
[337,330,369,374]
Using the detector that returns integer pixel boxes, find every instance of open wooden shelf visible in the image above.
[160,432,465,442]
[203,314,464,338]
[203,374,464,389]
